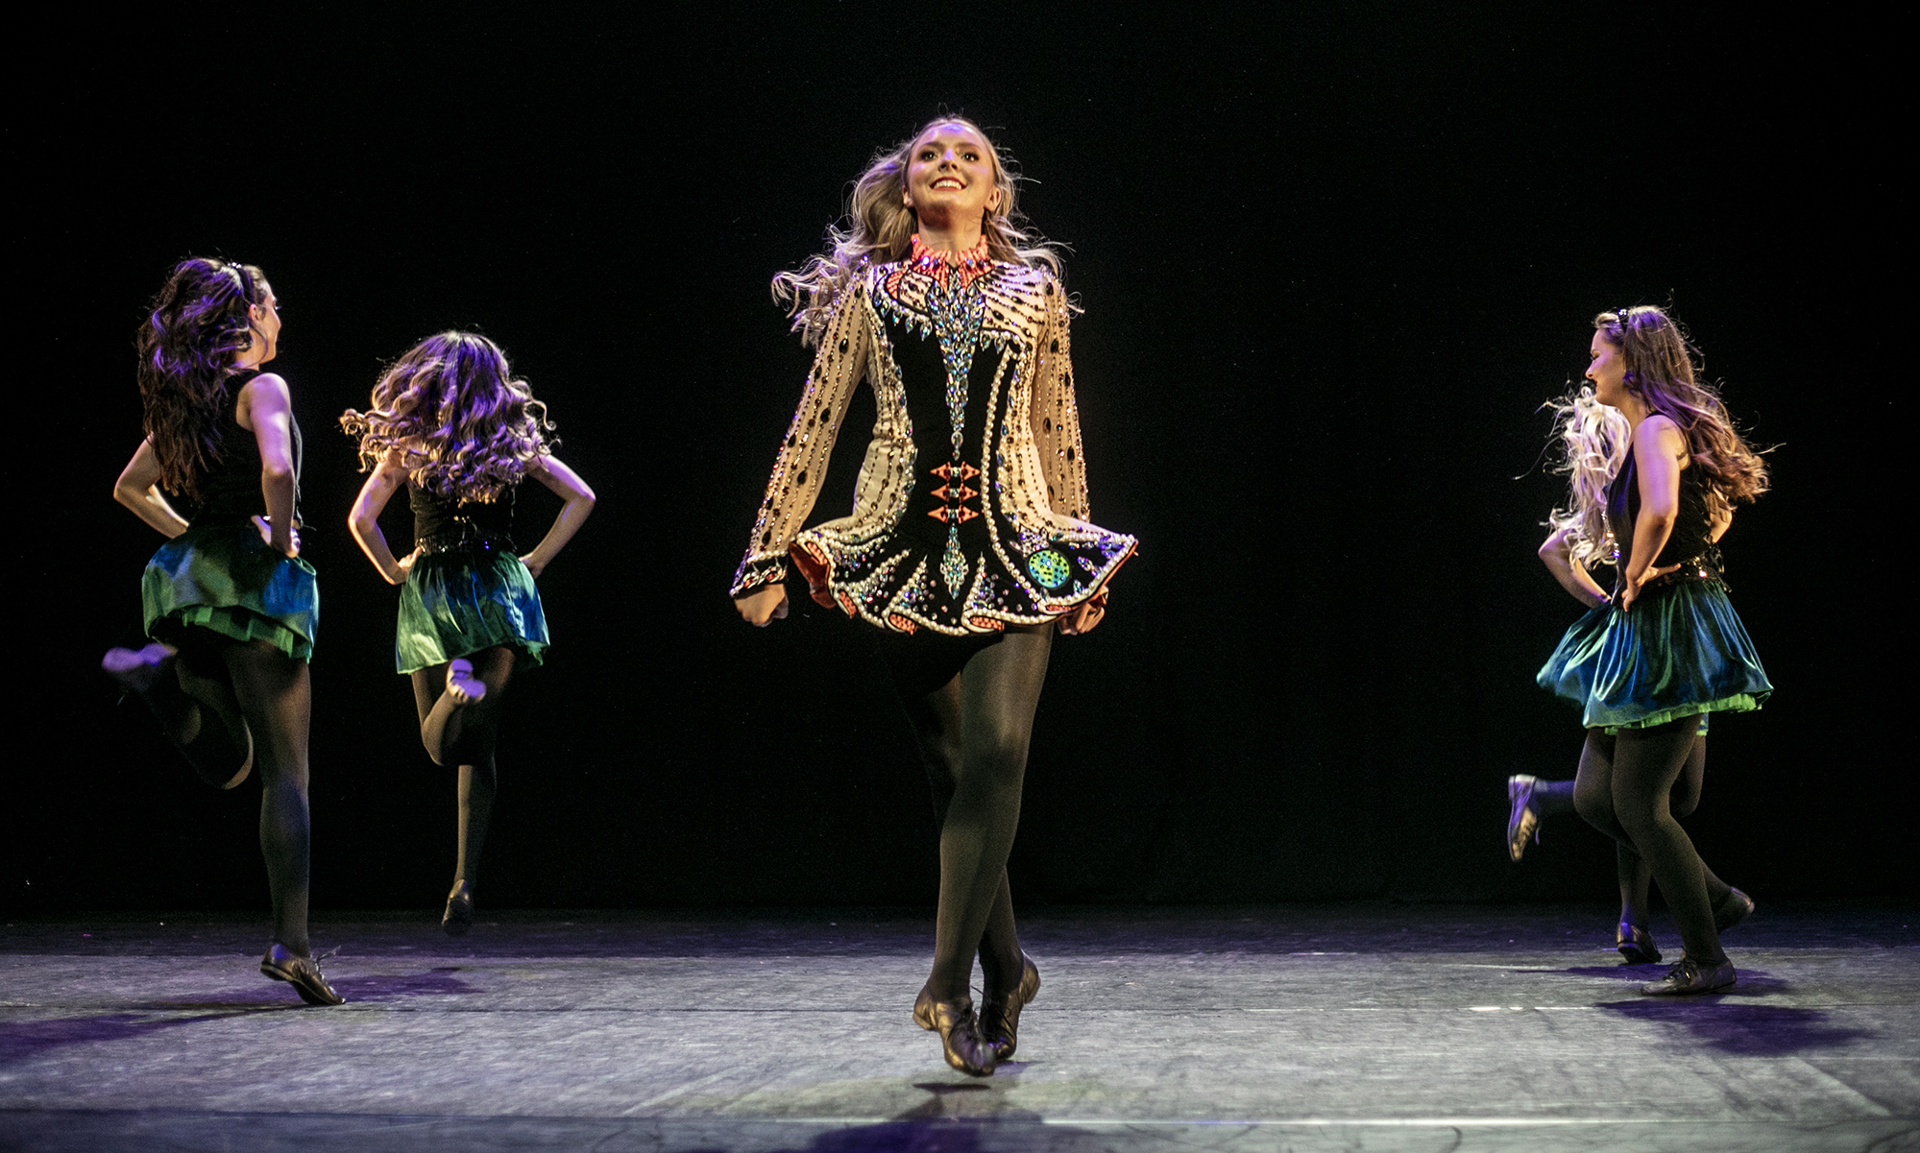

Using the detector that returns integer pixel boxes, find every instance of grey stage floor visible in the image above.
[2,903,1916,1152]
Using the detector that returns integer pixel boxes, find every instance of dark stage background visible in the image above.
[7,6,1903,915]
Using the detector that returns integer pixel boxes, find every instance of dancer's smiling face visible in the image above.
[1586,328,1628,408]
[903,122,1000,229]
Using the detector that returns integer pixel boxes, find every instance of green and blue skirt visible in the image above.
[395,549,548,674]
[142,522,319,662]
[1537,579,1771,733]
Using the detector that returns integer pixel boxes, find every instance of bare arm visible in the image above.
[1537,525,1610,608]
[113,439,191,538]
[347,451,414,585]
[519,454,595,579]
[1620,415,1687,612]
[236,373,299,556]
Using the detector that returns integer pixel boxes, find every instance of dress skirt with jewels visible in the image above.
[730,237,1136,635]
[394,483,548,674]
[1536,455,1771,732]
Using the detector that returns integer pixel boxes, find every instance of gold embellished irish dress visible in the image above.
[731,237,1136,635]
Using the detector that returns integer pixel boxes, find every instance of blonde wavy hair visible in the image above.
[1597,306,1770,509]
[1543,386,1631,569]
[772,116,1067,345]
[340,332,554,502]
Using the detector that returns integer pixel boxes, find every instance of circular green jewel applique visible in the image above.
[1027,550,1071,590]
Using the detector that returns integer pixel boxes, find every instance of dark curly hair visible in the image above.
[134,258,266,500]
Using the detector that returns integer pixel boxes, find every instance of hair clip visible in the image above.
[227,262,255,304]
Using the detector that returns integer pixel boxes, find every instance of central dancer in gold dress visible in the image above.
[731,117,1135,1075]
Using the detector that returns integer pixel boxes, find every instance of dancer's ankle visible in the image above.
[922,975,971,1005]
[981,948,1024,993]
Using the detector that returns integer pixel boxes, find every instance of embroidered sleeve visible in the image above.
[730,286,869,596]
[1028,275,1090,520]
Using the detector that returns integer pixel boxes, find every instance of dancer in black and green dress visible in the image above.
[1534,306,1771,995]
[344,332,594,934]
[105,257,341,1005]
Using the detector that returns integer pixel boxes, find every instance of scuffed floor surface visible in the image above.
[2,903,1916,1151]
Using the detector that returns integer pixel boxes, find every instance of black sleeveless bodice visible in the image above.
[410,483,518,555]
[189,369,304,526]
[1607,448,1720,589]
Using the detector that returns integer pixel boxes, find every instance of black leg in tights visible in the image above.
[1531,737,1711,929]
[126,634,313,954]
[129,638,254,789]
[1616,737,1712,928]
[222,640,315,957]
[1574,717,1730,963]
[881,625,1053,1004]
[409,646,515,893]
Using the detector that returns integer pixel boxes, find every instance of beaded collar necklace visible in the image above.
[907,234,994,291]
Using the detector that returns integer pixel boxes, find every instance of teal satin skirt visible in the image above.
[142,522,319,663]
[1537,579,1772,732]
[395,549,548,674]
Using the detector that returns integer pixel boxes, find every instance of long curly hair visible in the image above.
[1597,306,1770,507]
[1543,386,1631,569]
[772,116,1067,346]
[340,332,554,502]
[135,257,267,500]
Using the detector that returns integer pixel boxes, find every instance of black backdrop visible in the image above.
[7,5,1904,914]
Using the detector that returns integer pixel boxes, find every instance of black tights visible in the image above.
[1574,717,1732,962]
[409,646,516,893]
[142,634,313,955]
[1533,737,1709,928]
[881,625,1053,1004]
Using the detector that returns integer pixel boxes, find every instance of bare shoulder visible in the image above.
[235,372,292,430]
[372,444,417,480]
[241,372,292,401]
[1635,413,1688,453]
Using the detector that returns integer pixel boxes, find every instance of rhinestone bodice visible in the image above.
[731,243,1134,635]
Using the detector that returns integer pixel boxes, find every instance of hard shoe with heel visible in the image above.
[1713,887,1754,933]
[979,953,1041,1063]
[1506,775,1540,861]
[913,986,997,1077]
[260,943,345,1006]
[443,880,475,936]
[1642,954,1736,995]
[1616,921,1662,965]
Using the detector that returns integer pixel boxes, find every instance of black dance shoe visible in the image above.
[442,881,475,936]
[979,953,1041,1063]
[913,986,997,1077]
[1642,955,1736,996]
[1506,775,1540,861]
[1713,887,1755,933]
[260,943,345,1006]
[1616,922,1662,965]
